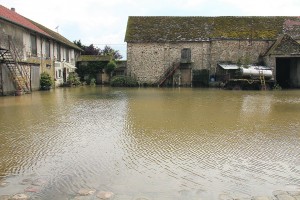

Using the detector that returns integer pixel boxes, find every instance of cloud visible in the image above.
[2,0,300,59]
[219,0,300,15]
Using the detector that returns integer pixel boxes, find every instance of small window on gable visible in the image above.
[181,48,191,63]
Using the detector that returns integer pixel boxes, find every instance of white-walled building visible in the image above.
[0,5,82,95]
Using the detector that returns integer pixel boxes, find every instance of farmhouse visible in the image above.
[125,16,300,88]
[0,5,81,95]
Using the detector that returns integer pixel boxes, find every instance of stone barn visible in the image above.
[125,16,300,88]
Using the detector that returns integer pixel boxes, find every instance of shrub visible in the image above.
[67,72,81,86]
[110,76,138,87]
[90,78,96,86]
[105,60,117,75]
[40,72,53,90]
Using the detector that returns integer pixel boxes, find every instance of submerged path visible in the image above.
[1,186,300,200]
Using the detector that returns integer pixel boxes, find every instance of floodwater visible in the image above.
[0,87,300,200]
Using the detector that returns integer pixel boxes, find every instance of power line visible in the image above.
[92,44,126,46]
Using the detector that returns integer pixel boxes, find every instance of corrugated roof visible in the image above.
[0,5,51,37]
[218,64,240,70]
[218,64,270,70]
[125,16,300,42]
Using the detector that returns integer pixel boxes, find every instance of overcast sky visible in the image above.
[1,0,300,59]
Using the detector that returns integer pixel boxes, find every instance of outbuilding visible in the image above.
[125,16,300,88]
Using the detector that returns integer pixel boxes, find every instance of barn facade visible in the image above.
[125,16,300,88]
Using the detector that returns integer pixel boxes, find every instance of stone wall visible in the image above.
[127,39,275,84]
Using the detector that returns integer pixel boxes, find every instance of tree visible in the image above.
[73,40,85,49]
[84,44,101,55]
[76,61,107,83]
[73,40,100,55]
[73,41,123,59]
[101,45,122,60]
[105,60,117,76]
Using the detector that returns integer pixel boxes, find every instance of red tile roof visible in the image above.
[0,5,51,37]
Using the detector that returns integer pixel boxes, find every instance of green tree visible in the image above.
[73,40,85,49]
[76,61,108,83]
[105,60,117,77]
[73,41,123,59]
[101,45,122,60]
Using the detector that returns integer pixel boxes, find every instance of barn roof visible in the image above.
[125,16,300,42]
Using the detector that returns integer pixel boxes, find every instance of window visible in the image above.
[57,44,61,61]
[30,34,37,56]
[45,40,50,58]
[58,69,62,78]
[181,48,191,63]
[66,48,69,62]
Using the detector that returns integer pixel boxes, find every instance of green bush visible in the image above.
[40,72,53,90]
[110,76,138,87]
[105,60,117,75]
[90,78,96,86]
[67,72,81,86]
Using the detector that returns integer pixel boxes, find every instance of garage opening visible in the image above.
[276,58,291,88]
[276,57,300,88]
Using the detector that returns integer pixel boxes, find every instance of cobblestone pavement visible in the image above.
[1,182,300,200]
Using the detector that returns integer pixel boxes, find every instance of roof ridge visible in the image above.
[125,16,300,42]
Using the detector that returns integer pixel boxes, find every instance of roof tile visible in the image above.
[125,16,300,42]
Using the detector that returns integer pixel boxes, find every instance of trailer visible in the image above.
[217,64,275,90]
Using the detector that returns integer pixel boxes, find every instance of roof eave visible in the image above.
[0,16,53,39]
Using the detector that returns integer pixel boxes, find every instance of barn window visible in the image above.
[181,48,191,63]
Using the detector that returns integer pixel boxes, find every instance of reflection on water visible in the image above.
[0,87,300,199]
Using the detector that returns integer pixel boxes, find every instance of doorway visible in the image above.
[276,58,291,88]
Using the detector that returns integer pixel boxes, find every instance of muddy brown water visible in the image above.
[0,87,299,199]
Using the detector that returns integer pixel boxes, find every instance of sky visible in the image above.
[1,0,300,59]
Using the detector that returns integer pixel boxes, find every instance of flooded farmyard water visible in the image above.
[0,87,300,200]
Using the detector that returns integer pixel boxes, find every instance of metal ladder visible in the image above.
[157,62,180,87]
[259,70,266,90]
[0,48,30,94]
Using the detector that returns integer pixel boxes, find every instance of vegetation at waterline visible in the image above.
[76,61,108,84]
[105,60,117,78]
[40,72,53,90]
[66,72,81,86]
[110,76,138,87]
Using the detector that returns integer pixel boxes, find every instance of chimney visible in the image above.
[11,8,15,12]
